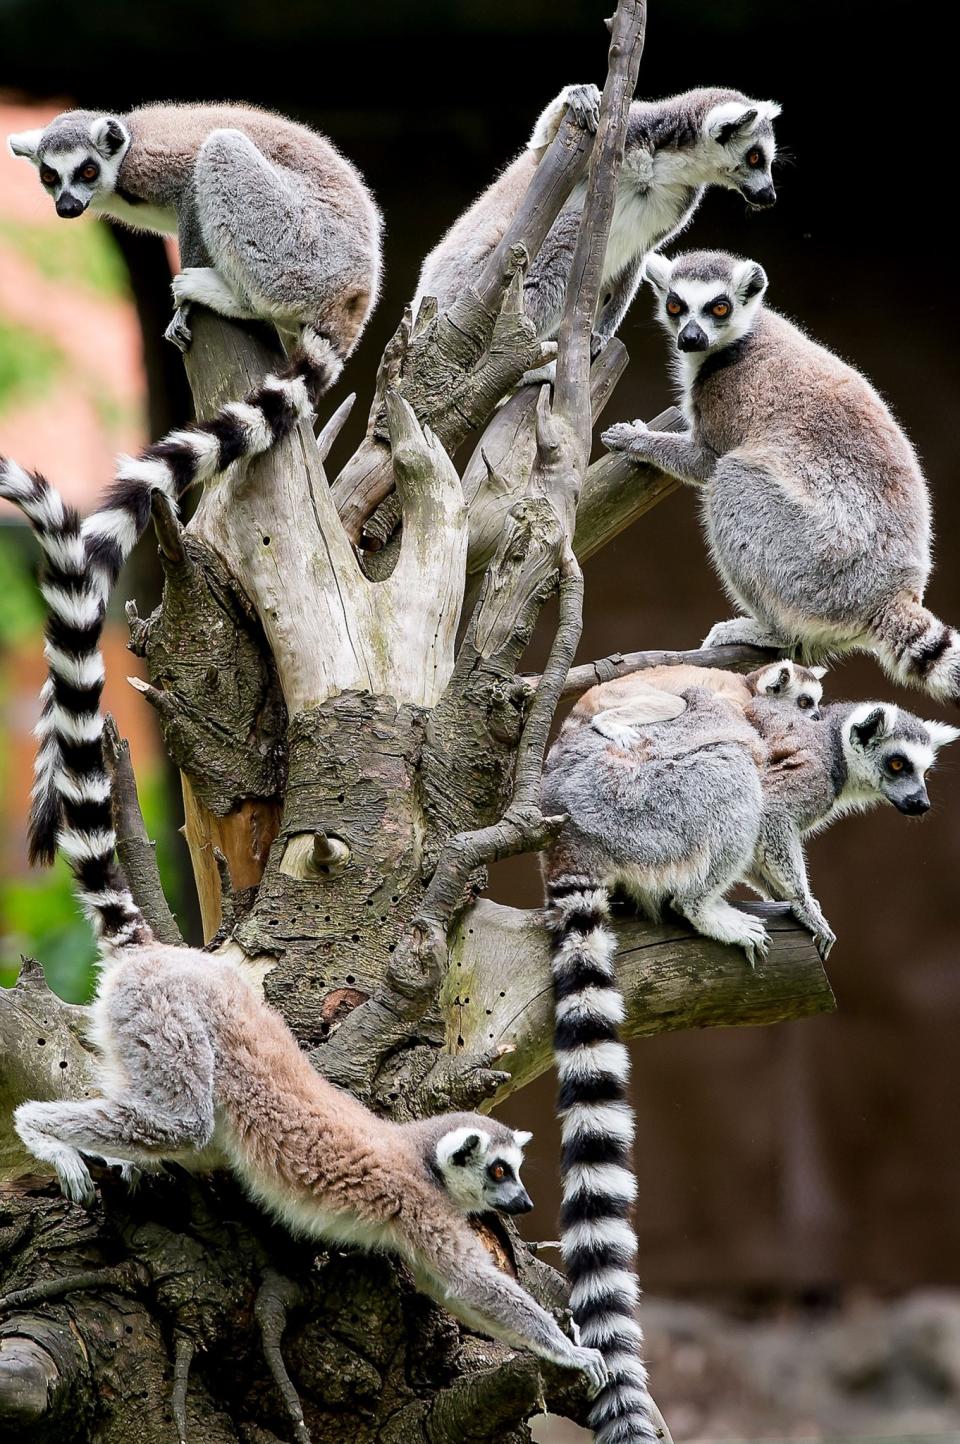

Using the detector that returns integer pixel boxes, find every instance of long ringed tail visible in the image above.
[9,324,341,867]
[546,874,659,1444]
[0,458,147,946]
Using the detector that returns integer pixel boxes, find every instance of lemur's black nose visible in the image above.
[745,184,776,209]
[56,193,85,218]
[896,792,930,815]
[499,1188,534,1215]
[678,322,708,352]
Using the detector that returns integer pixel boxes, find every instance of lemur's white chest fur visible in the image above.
[591,149,705,288]
[93,191,178,236]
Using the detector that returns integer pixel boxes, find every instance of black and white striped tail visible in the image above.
[0,458,147,948]
[547,876,659,1444]
[16,324,341,866]
[874,592,960,703]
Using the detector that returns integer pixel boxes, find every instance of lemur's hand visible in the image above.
[566,84,602,135]
[601,420,649,454]
[571,1345,610,1395]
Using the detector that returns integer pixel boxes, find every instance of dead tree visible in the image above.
[0,5,833,1439]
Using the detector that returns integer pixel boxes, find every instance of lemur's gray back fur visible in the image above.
[415,86,779,343]
[603,249,960,703]
[5,469,609,1396]
[9,102,382,864]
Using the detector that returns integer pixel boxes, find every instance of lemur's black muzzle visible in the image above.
[742,183,776,209]
[56,192,86,218]
[497,1187,534,1215]
[677,321,709,352]
[894,790,930,816]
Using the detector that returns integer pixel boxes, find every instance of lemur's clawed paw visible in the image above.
[566,84,602,135]
[164,305,193,353]
[573,1345,610,1396]
[601,420,649,455]
[590,331,610,361]
[739,917,770,969]
[813,927,836,962]
[56,1155,97,1209]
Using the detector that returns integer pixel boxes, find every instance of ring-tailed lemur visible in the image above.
[570,658,825,748]
[602,250,960,702]
[8,104,380,867]
[1,465,608,1398]
[415,85,779,343]
[540,682,956,1444]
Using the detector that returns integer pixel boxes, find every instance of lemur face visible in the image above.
[434,1125,534,1216]
[845,704,959,815]
[704,99,780,209]
[752,661,826,719]
[9,113,130,219]
[645,250,769,356]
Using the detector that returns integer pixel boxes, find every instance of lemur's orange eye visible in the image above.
[747,149,762,167]
[490,1164,506,1182]
[666,299,682,316]
[711,302,731,318]
[80,164,99,182]
[40,167,57,187]
[888,756,905,772]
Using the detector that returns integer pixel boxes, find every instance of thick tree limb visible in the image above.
[446,899,836,1103]
[528,642,784,701]
[574,403,686,563]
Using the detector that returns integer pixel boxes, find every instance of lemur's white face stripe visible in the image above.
[898,739,937,777]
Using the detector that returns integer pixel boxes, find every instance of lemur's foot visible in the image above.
[55,1151,96,1209]
[103,1158,144,1192]
[590,330,610,360]
[791,905,836,961]
[701,616,788,651]
[255,1270,311,1444]
[736,912,770,968]
[520,359,558,388]
[571,1344,610,1396]
[566,83,602,134]
[164,305,193,353]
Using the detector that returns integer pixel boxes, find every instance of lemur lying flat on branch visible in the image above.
[8,103,382,869]
[603,249,960,702]
[568,657,826,747]
[415,83,779,344]
[0,461,608,1398]
[540,673,957,1444]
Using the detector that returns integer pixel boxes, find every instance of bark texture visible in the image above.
[0,6,834,1438]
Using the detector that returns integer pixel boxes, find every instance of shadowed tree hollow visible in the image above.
[0,5,832,1439]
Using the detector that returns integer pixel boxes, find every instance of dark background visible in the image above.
[2,0,958,1294]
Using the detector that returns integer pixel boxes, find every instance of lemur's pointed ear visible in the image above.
[89,116,129,159]
[850,704,894,749]
[925,720,960,752]
[644,252,672,294]
[707,103,759,146]
[450,1132,482,1167]
[811,666,828,680]
[732,259,768,304]
[513,1130,533,1148]
[8,129,43,161]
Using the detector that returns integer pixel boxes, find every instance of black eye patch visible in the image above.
[74,160,100,183]
[665,293,687,317]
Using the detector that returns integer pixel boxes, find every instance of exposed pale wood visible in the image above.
[446,899,835,1103]
[180,773,281,942]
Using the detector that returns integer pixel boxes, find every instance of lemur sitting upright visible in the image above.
[569,658,825,747]
[415,84,779,343]
[603,250,960,702]
[9,103,381,867]
[0,461,608,1398]
[540,680,956,1444]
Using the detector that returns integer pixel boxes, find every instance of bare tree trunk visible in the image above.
[0,7,833,1438]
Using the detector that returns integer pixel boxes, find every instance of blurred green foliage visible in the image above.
[0,217,129,298]
[0,318,62,415]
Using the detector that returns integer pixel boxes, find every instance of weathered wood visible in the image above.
[446,899,836,1102]
[103,716,183,946]
[539,642,784,701]
[574,403,686,563]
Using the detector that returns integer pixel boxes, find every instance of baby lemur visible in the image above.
[603,250,960,702]
[569,658,825,747]
[415,84,779,343]
[541,675,956,1444]
[2,465,607,1397]
[9,103,381,867]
